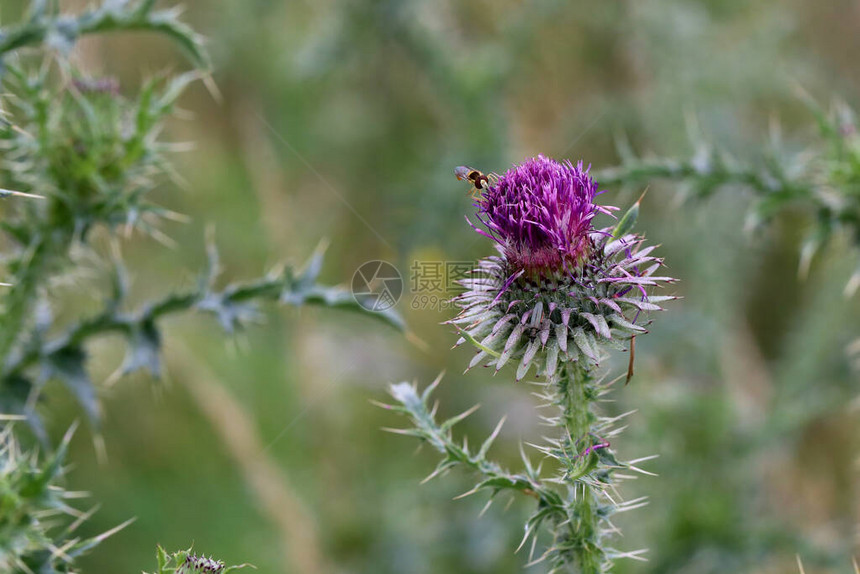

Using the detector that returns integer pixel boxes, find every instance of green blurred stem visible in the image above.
[553,362,604,574]
[386,380,573,530]
[0,229,72,370]
[594,158,809,199]
[0,12,137,55]
[0,236,48,367]
[0,1,208,68]
[596,159,756,189]
[1,270,361,379]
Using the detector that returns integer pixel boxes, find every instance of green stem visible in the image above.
[388,362,624,571]
[593,158,810,200]
[552,361,606,574]
[0,2,208,68]
[0,231,69,369]
[2,264,401,379]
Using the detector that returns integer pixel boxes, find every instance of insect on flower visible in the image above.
[455,165,491,198]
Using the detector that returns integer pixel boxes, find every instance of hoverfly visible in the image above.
[455,165,490,198]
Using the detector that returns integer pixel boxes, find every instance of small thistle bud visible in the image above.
[179,553,226,574]
[71,76,121,96]
[452,155,675,380]
[148,547,250,574]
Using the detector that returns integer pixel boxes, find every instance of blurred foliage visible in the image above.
[0,0,209,434]
[0,0,401,571]
[0,0,857,573]
[0,1,401,435]
[595,96,860,291]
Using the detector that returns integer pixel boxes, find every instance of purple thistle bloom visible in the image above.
[451,155,676,380]
[472,155,613,277]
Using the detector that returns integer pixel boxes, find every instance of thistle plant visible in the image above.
[384,156,675,572]
[0,1,403,570]
[0,0,208,435]
[0,0,401,433]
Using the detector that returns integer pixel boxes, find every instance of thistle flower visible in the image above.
[452,155,675,381]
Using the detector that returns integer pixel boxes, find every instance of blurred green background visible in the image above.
[16,0,860,572]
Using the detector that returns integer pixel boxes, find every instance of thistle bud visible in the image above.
[179,553,226,574]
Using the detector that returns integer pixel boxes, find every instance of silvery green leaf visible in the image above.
[608,313,647,333]
[611,196,640,239]
[388,382,421,411]
[517,339,541,381]
[614,297,662,311]
[572,327,597,362]
[504,324,526,354]
[529,301,544,328]
[122,320,161,377]
[604,336,627,351]
[544,339,559,378]
[491,313,517,334]
[40,347,99,427]
[103,0,133,13]
[584,331,600,362]
[581,312,611,339]
[640,295,677,303]
[604,234,638,256]
[497,324,526,371]
[197,292,260,332]
[480,324,510,349]
[28,0,50,19]
[297,241,327,289]
[468,350,488,370]
[598,298,622,313]
[478,417,507,459]
[555,324,568,354]
[46,17,79,53]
